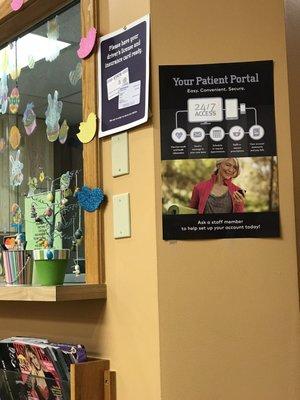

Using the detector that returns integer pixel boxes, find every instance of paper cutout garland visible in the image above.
[45,90,63,142]
[9,126,21,149]
[77,27,97,59]
[10,150,23,188]
[23,102,37,135]
[76,112,97,143]
[11,0,23,11]
[9,87,20,114]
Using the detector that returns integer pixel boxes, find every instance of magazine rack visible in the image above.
[0,358,116,400]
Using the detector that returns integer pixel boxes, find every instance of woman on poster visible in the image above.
[190,158,245,214]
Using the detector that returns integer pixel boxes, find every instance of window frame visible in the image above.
[0,0,103,284]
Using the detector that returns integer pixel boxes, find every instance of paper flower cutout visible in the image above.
[0,74,8,114]
[77,27,97,59]
[69,62,82,86]
[11,0,23,11]
[76,112,97,143]
[9,126,21,149]
[75,186,104,212]
[23,102,37,135]
[9,87,20,114]
[45,90,63,142]
[10,150,23,188]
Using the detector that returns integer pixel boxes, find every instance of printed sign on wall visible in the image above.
[99,15,150,137]
[160,61,280,240]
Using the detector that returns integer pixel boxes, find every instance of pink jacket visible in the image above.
[190,174,245,214]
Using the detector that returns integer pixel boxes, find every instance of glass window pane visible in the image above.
[0,1,85,276]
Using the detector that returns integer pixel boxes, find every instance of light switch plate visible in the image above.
[111,132,129,177]
[113,193,131,238]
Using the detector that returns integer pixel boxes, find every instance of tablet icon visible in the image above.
[209,126,225,142]
[171,128,187,143]
[249,125,264,140]
[190,127,205,143]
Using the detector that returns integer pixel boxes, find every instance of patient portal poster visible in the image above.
[159,61,280,240]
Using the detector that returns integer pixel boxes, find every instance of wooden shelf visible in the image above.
[0,283,107,302]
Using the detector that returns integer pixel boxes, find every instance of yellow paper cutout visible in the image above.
[0,47,9,75]
[76,112,97,144]
[9,67,21,80]
[59,120,69,144]
[39,171,45,182]
[9,126,21,149]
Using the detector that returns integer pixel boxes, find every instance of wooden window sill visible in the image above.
[0,283,106,301]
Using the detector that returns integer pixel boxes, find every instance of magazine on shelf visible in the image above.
[0,337,87,400]
[14,341,67,400]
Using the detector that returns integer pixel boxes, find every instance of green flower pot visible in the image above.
[33,249,69,286]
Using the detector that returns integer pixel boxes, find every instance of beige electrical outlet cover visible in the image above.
[113,193,131,238]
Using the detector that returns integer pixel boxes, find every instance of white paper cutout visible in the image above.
[45,90,63,142]
[10,150,24,188]
[45,17,61,62]
[69,63,82,86]
[27,176,38,196]
[28,55,35,69]
[0,74,8,114]
[47,17,59,40]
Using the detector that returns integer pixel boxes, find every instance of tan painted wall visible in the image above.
[285,0,300,280]
[0,1,162,400]
[151,0,300,399]
[1,1,300,400]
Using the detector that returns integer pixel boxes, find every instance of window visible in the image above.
[0,0,102,284]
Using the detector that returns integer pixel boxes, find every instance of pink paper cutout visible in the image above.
[77,27,97,59]
[11,0,24,11]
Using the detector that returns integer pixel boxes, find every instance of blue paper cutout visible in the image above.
[75,186,104,212]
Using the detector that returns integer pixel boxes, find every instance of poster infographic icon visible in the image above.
[99,15,150,137]
[160,61,280,240]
